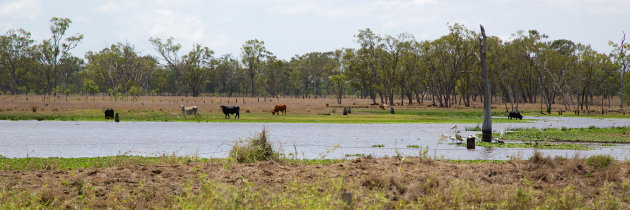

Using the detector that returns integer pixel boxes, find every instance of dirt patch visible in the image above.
[1,157,629,208]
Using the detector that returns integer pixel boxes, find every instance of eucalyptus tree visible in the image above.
[329,49,349,104]
[293,52,336,97]
[0,29,34,94]
[85,43,155,96]
[150,37,214,97]
[37,17,83,96]
[343,48,373,99]
[149,37,184,94]
[609,32,630,110]
[542,39,577,112]
[490,36,518,112]
[213,54,242,96]
[261,55,290,97]
[379,33,414,106]
[400,40,427,105]
[423,23,475,107]
[181,44,215,97]
[355,28,384,104]
[57,56,83,93]
[513,30,556,113]
[574,44,600,112]
[241,39,269,96]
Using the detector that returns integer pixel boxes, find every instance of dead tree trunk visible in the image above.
[620,32,627,111]
[480,25,492,142]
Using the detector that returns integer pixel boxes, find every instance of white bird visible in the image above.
[499,129,505,139]
[451,125,457,129]
[440,133,449,140]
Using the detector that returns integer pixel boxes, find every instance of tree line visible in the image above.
[1,17,629,113]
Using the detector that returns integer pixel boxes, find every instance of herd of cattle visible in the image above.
[104,103,525,120]
[103,104,286,120]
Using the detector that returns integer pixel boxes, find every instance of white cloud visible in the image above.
[135,9,205,42]
[0,0,42,20]
[207,34,235,49]
[95,1,121,14]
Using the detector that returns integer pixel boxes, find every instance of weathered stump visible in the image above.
[115,113,119,122]
[466,137,475,149]
[343,107,348,115]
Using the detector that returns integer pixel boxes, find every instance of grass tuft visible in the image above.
[229,128,278,163]
[586,155,614,170]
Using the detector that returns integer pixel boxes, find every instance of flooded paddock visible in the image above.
[1,116,630,160]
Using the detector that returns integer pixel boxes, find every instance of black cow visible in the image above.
[105,108,114,119]
[220,105,240,119]
[508,111,523,120]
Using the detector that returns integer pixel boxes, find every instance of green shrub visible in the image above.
[586,155,614,170]
[229,128,278,163]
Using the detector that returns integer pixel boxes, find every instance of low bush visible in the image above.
[229,128,278,163]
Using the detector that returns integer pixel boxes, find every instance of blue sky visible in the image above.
[1,0,628,61]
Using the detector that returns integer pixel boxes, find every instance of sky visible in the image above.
[0,0,629,61]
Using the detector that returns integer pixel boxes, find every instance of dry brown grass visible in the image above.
[1,156,629,208]
[1,94,627,115]
[0,95,381,115]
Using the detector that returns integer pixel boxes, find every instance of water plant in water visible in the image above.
[503,126,630,143]
[345,153,366,157]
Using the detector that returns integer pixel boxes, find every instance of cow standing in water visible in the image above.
[272,104,287,115]
[181,105,198,119]
[220,105,240,119]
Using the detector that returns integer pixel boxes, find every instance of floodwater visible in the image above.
[1,116,630,160]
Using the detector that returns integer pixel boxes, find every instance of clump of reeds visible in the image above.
[586,155,614,170]
[229,128,277,163]
[528,151,554,167]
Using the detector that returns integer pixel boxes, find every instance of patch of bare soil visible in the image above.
[1,157,629,208]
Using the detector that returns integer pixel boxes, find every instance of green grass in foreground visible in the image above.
[0,156,210,170]
[0,108,530,123]
[474,141,593,150]
[503,126,630,143]
[0,156,346,171]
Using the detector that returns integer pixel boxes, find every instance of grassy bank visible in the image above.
[502,126,630,143]
[0,108,527,123]
[0,155,628,208]
[474,141,593,150]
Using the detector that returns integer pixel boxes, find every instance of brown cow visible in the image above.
[272,104,287,115]
[378,103,389,110]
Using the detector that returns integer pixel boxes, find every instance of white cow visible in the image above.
[181,105,198,119]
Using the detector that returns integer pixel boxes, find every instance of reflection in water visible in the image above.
[1,116,630,160]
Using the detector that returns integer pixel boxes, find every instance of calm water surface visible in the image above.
[1,116,630,160]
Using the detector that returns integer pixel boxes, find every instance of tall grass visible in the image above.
[229,128,278,163]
